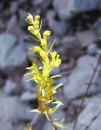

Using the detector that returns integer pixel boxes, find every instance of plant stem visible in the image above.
[46,104,57,130]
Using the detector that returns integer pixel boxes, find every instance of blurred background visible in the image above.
[0,0,101,130]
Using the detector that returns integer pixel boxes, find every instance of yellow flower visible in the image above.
[38,80,46,88]
[40,39,47,51]
[33,21,39,30]
[50,52,61,68]
[39,50,47,60]
[25,14,63,117]
[43,31,51,40]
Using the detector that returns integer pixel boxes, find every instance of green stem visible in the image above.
[46,104,57,130]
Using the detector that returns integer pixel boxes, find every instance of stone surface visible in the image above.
[9,27,25,36]
[53,0,101,20]
[6,15,17,31]
[26,43,36,58]
[76,30,97,48]
[21,73,37,92]
[75,97,101,130]
[0,70,6,88]
[87,43,98,55]
[47,10,69,36]
[0,95,20,130]
[0,33,27,76]
[61,36,80,49]
[3,79,21,95]
[18,9,28,28]
[21,91,37,101]
[93,17,101,36]
[13,103,33,121]
[63,55,101,101]
[31,113,45,130]
[10,1,18,14]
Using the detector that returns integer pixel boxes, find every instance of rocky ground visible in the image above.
[0,0,101,130]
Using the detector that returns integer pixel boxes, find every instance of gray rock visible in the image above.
[75,97,101,130]
[61,36,80,49]
[32,0,44,5]
[50,20,69,37]
[47,10,69,36]
[63,55,101,101]
[93,17,101,36]
[3,79,21,95]
[51,67,60,76]
[76,30,97,48]
[87,43,98,55]
[26,43,36,58]
[10,1,18,14]
[0,96,20,130]
[6,15,17,31]
[0,33,28,76]
[53,0,101,20]
[0,20,6,30]
[21,73,37,92]
[42,121,52,130]
[0,71,6,88]
[31,113,45,130]
[13,103,33,121]
[21,91,37,101]
[18,9,28,28]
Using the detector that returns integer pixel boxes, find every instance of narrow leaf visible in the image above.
[50,102,64,115]
[53,83,63,91]
[30,109,41,113]
[25,19,31,24]
[48,40,56,53]
[60,118,65,123]
[50,75,61,79]
[48,100,64,105]
[39,19,42,31]
[28,35,39,42]
[53,121,66,130]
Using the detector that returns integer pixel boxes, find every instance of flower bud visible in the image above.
[43,31,51,40]
[41,39,47,50]
[33,46,41,53]
[28,26,34,32]
[27,13,33,23]
[33,21,39,30]
[40,50,47,60]
[34,30,41,40]
[35,15,40,21]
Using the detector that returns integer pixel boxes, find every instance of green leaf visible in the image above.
[30,109,41,113]
[28,35,39,42]
[53,83,63,91]
[48,100,64,105]
[48,40,56,53]
[39,19,42,31]
[25,19,32,24]
[60,118,65,123]
[53,121,66,130]
[50,101,64,115]
[50,75,61,79]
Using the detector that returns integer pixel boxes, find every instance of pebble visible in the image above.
[0,33,28,76]
[87,43,98,55]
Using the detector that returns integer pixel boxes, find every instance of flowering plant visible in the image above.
[25,14,66,130]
